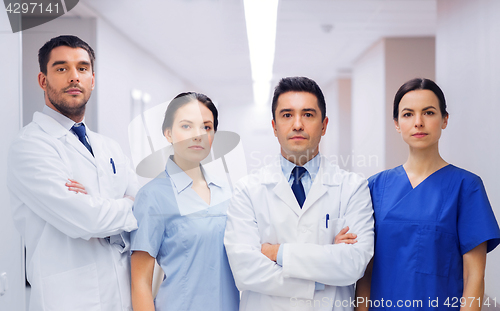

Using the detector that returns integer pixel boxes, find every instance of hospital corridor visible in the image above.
[1,0,500,310]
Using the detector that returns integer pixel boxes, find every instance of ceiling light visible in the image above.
[244,0,279,106]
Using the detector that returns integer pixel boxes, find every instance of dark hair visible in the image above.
[271,77,326,121]
[393,78,448,120]
[38,35,95,75]
[161,92,218,134]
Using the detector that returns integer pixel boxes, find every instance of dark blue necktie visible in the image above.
[291,166,307,208]
[72,123,94,156]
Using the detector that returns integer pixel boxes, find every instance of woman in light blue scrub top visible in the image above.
[355,79,500,311]
[130,92,239,311]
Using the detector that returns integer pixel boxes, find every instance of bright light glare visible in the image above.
[131,89,142,101]
[142,93,151,104]
[244,0,279,106]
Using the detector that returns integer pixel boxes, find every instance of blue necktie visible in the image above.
[291,166,307,208]
[72,123,94,156]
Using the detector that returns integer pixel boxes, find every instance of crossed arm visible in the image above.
[8,135,137,240]
[261,226,358,261]
[224,178,374,298]
[66,179,135,201]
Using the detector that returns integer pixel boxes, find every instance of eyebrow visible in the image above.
[401,106,437,112]
[178,120,214,124]
[51,60,91,67]
[279,108,317,114]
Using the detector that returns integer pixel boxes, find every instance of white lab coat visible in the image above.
[7,112,139,311]
[224,156,374,311]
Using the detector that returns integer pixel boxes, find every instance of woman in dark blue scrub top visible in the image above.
[355,78,500,311]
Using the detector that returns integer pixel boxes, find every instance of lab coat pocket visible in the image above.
[416,228,454,277]
[42,263,101,311]
[318,217,346,245]
[110,159,127,194]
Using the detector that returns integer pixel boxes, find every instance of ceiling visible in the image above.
[73,0,436,107]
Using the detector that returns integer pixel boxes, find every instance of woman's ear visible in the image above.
[164,128,173,144]
[394,119,401,133]
[442,115,449,129]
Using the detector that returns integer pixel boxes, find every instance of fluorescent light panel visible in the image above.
[244,0,279,106]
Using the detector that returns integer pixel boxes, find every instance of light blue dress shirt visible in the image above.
[130,157,240,311]
[277,153,325,290]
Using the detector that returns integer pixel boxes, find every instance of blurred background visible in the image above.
[1,0,500,309]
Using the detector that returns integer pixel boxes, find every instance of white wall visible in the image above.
[95,19,191,160]
[0,9,26,311]
[351,37,435,178]
[351,40,386,178]
[319,78,353,171]
[436,0,500,299]
[384,37,435,169]
[320,80,340,162]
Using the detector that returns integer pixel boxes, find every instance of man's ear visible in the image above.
[38,72,47,91]
[321,116,329,136]
[271,119,277,137]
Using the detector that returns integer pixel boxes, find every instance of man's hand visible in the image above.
[335,226,357,244]
[124,195,135,202]
[65,179,87,194]
[261,243,280,262]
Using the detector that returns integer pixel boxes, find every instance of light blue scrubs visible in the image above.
[130,157,239,311]
[368,165,500,310]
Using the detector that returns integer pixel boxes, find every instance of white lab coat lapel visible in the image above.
[301,156,341,216]
[262,157,303,217]
[65,132,96,166]
[85,129,103,164]
[34,112,96,166]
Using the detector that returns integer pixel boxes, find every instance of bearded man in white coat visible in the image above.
[224,76,374,311]
[7,35,138,311]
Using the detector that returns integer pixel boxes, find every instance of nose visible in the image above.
[193,127,206,140]
[292,115,304,131]
[414,114,424,128]
[68,67,80,84]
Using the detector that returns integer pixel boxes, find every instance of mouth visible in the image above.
[289,136,307,140]
[188,145,204,150]
[412,132,428,138]
[65,88,83,95]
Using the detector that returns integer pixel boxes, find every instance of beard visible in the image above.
[46,80,91,120]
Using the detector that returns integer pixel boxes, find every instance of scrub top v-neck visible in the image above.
[130,157,239,311]
[368,165,500,310]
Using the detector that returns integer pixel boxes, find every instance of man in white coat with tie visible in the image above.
[224,77,374,311]
[7,35,138,311]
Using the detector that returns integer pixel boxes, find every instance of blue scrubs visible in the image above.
[368,165,500,310]
[130,158,239,311]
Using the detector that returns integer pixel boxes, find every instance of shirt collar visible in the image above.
[280,152,321,181]
[165,156,222,194]
[42,105,87,130]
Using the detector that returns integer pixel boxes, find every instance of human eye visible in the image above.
[79,67,88,72]
[283,113,292,118]
[304,113,313,117]
[56,67,66,72]
[204,125,212,131]
[402,112,412,118]
[181,124,190,129]
[424,111,435,115]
